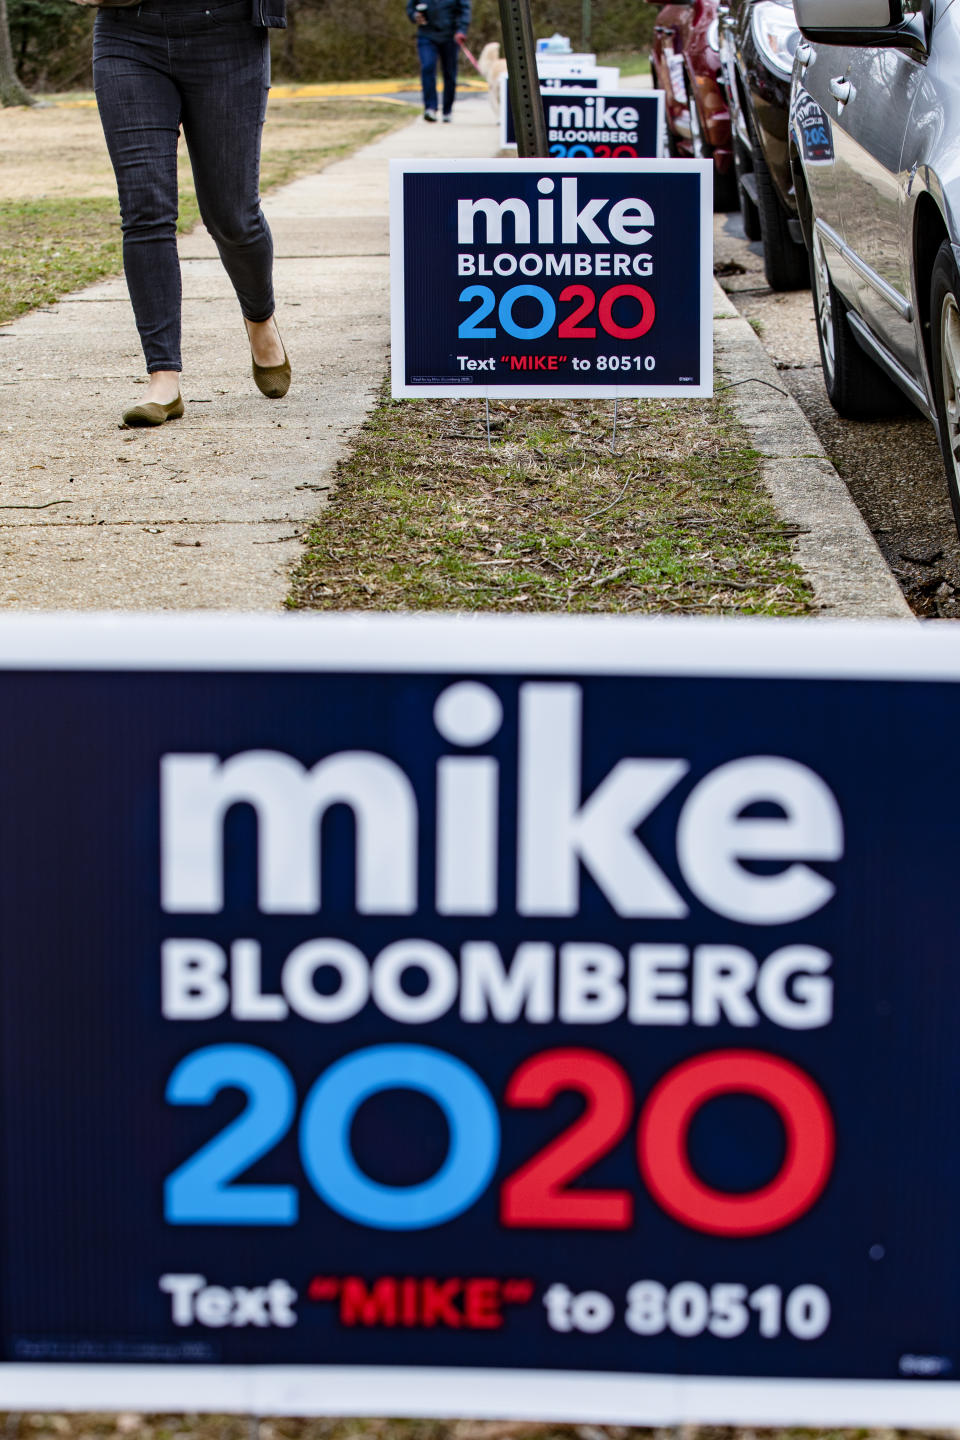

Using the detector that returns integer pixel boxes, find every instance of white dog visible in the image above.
[477,41,508,113]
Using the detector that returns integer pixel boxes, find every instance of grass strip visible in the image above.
[5,1419,934,1440]
[0,98,412,327]
[0,196,123,326]
[288,387,814,616]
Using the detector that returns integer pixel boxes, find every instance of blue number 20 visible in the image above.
[458,285,497,338]
[165,1045,298,1225]
[164,1043,501,1230]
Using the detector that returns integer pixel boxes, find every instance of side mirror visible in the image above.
[795,0,901,23]
[794,0,926,53]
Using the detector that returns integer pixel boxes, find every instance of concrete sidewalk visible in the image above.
[0,90,911,617]
[0,95,499,609]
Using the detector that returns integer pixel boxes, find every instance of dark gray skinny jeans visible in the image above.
[93,0,274,373]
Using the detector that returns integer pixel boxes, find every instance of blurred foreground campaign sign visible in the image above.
[3,611,960,1426]
[390,159,712,399]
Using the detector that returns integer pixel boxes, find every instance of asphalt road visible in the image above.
[715,209,960,619]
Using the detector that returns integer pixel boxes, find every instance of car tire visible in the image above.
[753,140,808,291]
[930,241,960,533]
[810,225,906,421]
[734,135,761,241]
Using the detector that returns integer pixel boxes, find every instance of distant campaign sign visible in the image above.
[546,88,664,158]
[6,612,960,1428]
[390,158,712,399]
[499,71,622,147]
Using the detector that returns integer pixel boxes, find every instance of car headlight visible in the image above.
[706,16,720,52]
[751,0,801,78]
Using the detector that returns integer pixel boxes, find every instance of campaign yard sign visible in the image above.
[390,158,712,400]
[4,611,960,1427]
[545,89,664,159]
[499,71,623,148]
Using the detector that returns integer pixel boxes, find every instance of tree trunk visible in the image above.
[283,0,300,81]
[0,0,34,105]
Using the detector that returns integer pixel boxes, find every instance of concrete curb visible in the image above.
[713,282,913,620]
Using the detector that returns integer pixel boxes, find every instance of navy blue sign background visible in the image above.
[0,657,959,1392]
[502,78,601,146]
[393,162,709,397]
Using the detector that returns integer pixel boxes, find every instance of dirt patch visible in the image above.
[714,209,960,620]
[0,103,115,202]
[0,96,413,326]
[0,95,412,204]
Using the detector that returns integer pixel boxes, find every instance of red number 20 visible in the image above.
[502,1050,633,1228]
[500,1048,834,1237]
[558,285,656,341]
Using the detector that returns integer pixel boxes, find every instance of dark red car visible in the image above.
[646,0,736,208]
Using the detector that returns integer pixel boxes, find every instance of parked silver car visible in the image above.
[789,0,960,530]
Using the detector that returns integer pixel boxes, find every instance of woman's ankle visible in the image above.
[245,314,284,367]
[144,370,181,404]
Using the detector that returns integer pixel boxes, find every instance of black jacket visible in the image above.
[406,0,469,42]
[253,0,285,28]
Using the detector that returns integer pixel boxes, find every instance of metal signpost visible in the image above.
[499,72,627,149]
[496,0,547,156]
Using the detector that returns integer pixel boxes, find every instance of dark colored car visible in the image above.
[719,0,808,288]
[647,0,737,208]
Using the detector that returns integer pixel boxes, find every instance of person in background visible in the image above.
[72,0,290,427]
[407,0,470,124]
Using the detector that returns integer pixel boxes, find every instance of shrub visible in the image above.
[9,0,93,89]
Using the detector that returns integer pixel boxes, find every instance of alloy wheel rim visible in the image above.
[813,232,836,385]
[941,293,960,483]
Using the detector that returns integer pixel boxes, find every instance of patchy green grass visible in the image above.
[0,97,413,326]
[0,1413,938,1440]
[288,387,814,616]
[0,197,122,325]
[598,50,651,77]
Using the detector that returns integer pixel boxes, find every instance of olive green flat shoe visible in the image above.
[121,394,184,428]
[252,345,291,399]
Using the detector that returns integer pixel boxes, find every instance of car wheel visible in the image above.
[930,241,960,533]
[753,141,808,291]
[811,225,905,421]
[734,135,761,241]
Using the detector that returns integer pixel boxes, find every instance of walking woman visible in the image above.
[74,0,290,426]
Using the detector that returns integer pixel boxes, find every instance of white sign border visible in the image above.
[0,612,939,679]
[2,1362,960,1426]
[389,157,713,401]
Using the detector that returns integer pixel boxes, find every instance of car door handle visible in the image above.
[797,40,813,72]
[829,76,854,106]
